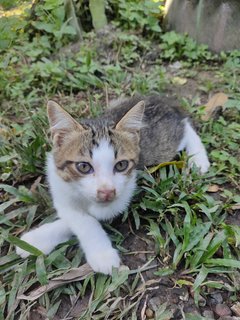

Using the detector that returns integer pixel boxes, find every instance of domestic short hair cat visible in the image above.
[16,95,210,274]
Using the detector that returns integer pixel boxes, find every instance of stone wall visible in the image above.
[164,0,240,52]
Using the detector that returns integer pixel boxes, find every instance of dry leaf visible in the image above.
[232,203,240,211]
[141,294,148,320]
[171,77,187,85]
[231,302,240,316]
[148,160,185,174]
[30,176,42,193]
[207,185,220,193]
[202,92,228,121]
[18,263,93,301]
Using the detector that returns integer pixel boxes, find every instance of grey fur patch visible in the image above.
[79,95,186,168]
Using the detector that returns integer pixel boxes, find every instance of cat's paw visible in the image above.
[190,154,210,174]
[86,248,120,275]
[16,232,35,258]
[16,230,50,258]
[16,246,31,258]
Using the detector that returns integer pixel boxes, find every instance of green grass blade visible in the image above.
[46,300,61,318]
[7,235,43,256]
[185,222,212,252]
[36,255,48,285]
[192,265,208,291]
[173,242,183,267]
[108,268,129,292]
[0,253,19,267]
[7,260,28,317]
[190,232,214,268]
[0,199,18,214]
[154,267,175,276]
[164,218,179,246]
[206,258,240,268]
[199,230,226,263]
[0,207,28,224]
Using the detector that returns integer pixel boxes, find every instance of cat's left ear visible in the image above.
[115,100,145,133]
[47,100,85,147]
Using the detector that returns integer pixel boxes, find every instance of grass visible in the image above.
[1,1,240,319]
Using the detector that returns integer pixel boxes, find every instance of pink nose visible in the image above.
[97,189,116,202]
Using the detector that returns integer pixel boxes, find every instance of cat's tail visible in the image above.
[177,119,210,174]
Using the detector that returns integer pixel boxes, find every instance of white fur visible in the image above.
[17,139,136,274]
[177,120,210,174]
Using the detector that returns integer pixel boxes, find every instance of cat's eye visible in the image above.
[114,160,129,173]
[76,162,93,174]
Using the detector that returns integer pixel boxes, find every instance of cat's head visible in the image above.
[47,100,145,204]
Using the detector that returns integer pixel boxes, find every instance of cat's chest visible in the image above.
[87,195,130,220]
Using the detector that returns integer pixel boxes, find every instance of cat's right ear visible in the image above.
[47,100,85,147]
[115,100,145,133]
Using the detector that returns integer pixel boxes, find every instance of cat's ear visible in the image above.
[47,100,85,146]
[115,101,145,133]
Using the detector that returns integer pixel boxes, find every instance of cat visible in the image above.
[16,95,210,274]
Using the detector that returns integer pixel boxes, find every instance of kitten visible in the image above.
[16,95,210,274]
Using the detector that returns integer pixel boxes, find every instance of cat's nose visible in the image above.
[97,188,116,202]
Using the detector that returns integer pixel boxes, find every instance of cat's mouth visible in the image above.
[96,197,116,204]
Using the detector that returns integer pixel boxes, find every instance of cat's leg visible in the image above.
[178,119,210,174]
[60,211,120,275]
[16,219,72,258]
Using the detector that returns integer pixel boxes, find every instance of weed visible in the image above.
[160,31,214,63]
[109,0,163,34]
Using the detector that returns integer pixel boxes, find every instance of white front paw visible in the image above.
[16,233,35,258]
[86,248,120,275]
[16,230,49,258]
[16,244,31,258]
[190,154,210,174]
